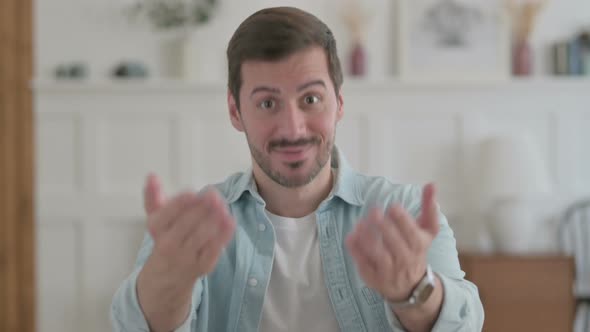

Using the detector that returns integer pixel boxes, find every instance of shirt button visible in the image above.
[258,223,266,232]
[248,278,258,287]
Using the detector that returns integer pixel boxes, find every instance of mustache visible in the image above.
[269,137,321,149]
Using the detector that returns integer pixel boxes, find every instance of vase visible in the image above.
[157,29,187,79]
[181,31,203,81]
[180,28,224,82]
[349,42,366,77]
[158,25,223,82]
[512,39,533,76]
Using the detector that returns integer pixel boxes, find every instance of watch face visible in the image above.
[417,284,435,303]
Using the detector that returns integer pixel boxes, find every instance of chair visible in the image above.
[559,200,590,332]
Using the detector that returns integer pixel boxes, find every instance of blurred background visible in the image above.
[2,0,590,331]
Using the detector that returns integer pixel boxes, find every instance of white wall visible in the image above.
[35,79,590,332]
[35,0,590,80]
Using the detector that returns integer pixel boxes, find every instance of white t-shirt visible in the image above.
[259,210,340,332]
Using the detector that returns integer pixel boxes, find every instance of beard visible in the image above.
[247,133,335,188]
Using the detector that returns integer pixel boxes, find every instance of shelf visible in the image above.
[32,77,590,94]
[32,78,226,94]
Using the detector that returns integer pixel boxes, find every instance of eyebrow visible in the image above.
[296,80,326,92]
[249,79,327,98]
[250,86,280,97]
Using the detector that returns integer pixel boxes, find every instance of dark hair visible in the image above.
[226,7,343,109]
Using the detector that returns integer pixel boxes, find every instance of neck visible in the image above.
[253,161,334,218]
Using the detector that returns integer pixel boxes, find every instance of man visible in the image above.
[111,7,484,332]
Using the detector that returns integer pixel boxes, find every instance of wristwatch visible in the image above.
[387,265,436,309]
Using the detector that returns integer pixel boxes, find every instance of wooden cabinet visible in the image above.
[459,254,576,332]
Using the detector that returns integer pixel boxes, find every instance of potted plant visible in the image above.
[124,0,219,80]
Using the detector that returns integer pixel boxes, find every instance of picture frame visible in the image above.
[397,0,511,83]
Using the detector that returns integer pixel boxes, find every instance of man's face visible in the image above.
[229,46,344,188]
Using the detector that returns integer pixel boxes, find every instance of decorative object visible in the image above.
[507,0,547,76]
[112,61,149,79]
[512,38,532,76]
[476,133,552,254]
[568,39,583,75]
[349,44,366,77]
[397,0,510,82]
[577,30,590,75]
[551,29,590,76]
[124,0,218,30]
[552,40,570,76]
[341,0,372,77]
[123,0,219,81]
[54,62,88,80]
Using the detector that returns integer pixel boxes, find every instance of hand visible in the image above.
[345,184,440,302]
[143,173,236,286]
[137,174,236,332]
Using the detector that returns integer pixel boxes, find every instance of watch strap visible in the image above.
[387,264,435,309]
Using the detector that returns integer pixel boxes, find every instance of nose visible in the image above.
[278,102,307,139]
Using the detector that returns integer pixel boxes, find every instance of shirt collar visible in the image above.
[329,146,363,206]
[225,145,363,206]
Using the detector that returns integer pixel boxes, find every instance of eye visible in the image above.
[259,99,276,110]
[304,95,320,105]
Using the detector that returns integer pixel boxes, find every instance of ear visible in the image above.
[228,91,244,132]
[336,92,344,122]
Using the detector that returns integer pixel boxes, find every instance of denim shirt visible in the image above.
[111,147,484,332]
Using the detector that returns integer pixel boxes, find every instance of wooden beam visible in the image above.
[0,0,18,327]
[17,0,36,330]
[0,0,35,330]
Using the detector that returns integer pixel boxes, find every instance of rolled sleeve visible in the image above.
[110,267,197,332]
[111,232,155,331]
[431,273,484,331]
[110,267,151,332]
[174,303,195,332]
[384,301,405,330]
[382,274,484,332]
[111,231,202,332]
